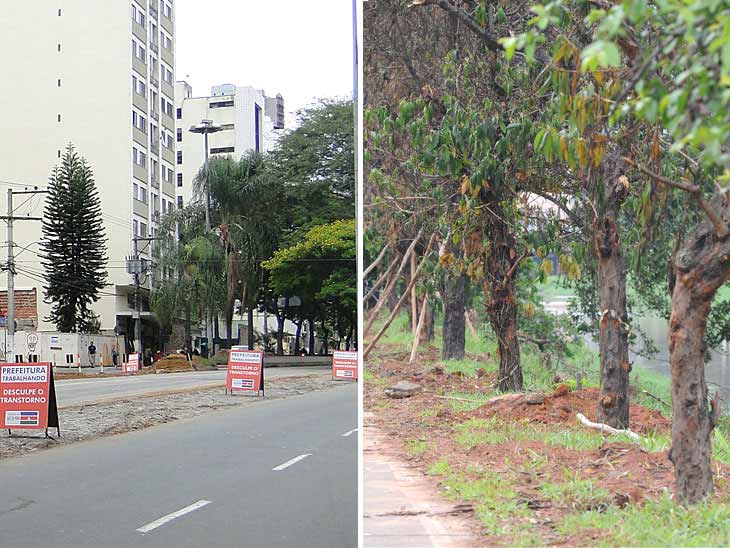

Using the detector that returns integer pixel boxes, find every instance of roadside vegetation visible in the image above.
[365,313,730,545]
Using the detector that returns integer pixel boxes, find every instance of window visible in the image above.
[132,75,146,97]
[133,183,139,200]
[162,99,174,117]
[162,65,173,84]
[210,100,234,108]
[139,187,148,204]
[177,196,183,209]
[176,128,182,142]
[162,198,167,213]
[132,110,147,133]
[210,146,235,154]
[161,32,172,50]
[131,4,146,26]
[57,79,61,87]
[58,114,62,122]
[133,147,147,168]
[132,40,146,63]
[58,43,61,52]
[141,222,148,236]
[176,151,182,165]
[177,173,183,187]
[163,1,172,19]
[133,219,139,235]
[176,108,182,120]
[162,164,173,183]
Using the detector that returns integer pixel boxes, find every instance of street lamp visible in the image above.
[189,120,223,231]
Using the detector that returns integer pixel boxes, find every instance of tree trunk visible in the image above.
[294,320,302,355]
[484,197,523,392]
[424,302,435,342]
[184,303,192,356]
[442,273,466,360]
[276,311,285,356]
[666,196,730,503]
[247,308,254,350]
[594,173,631,428]
[308,318,315,355]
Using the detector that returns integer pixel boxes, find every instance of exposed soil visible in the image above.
[0,372,337,461]
[365,355,730,546]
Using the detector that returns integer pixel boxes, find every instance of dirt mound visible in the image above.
[463,387,671,433]
[148,354,195,373]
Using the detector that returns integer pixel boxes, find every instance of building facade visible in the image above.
[0,1,177,356]
[174,82,284,206]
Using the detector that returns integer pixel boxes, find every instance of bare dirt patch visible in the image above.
[0,372,338,460]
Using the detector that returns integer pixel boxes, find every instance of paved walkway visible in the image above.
[364,416,479,548]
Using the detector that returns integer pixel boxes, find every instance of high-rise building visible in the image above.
[0,2,177,349]
[174,82,284,206]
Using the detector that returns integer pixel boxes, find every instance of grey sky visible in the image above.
[176,0,354,126]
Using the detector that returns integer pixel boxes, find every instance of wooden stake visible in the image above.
[409,296,428,362]
[365,228,423,338]
[411,252,418,336]
[364,232,436,360]
[364,244,388,278]
[465,309,477,339]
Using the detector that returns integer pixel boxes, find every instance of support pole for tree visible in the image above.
[364,256,399,302]
[364,244,388,278]
[364,233,436,360]
[364,228,423,337]
[409,295,428,362]
[410,252,417,336]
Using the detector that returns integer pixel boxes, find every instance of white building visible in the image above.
[174,82,285,205]
[0,1,178,358]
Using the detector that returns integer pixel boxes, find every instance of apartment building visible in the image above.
[0,2,177,353]
[174,82,285,206]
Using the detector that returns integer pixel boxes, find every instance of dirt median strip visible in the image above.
[58,382,226,410]
[0,373,338,461]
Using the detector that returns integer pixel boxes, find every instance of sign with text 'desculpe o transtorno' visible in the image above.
[332,351,358,381]
[226,348,264,396]
[0,363,60,437]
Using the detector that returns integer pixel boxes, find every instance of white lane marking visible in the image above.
[342,428,358,437]
[136,500,212,534]
[272,453,312,471]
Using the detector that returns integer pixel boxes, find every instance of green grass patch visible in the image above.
[427,458,452,476]
[557,492,730,547]
[444,391,494,412]
[405,438,429,457]
[541,471,612,510]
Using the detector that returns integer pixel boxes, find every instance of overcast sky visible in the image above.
[176,0,354,126]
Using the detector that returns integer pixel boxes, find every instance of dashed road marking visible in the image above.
[272,453,312,471]
[136,500,212,534]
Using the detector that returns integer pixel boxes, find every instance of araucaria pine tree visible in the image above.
[41,145,108,332]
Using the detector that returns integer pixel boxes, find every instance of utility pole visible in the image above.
[127,235,158,362]
[1,188,47,362]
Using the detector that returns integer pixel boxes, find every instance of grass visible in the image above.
[444,391,494,412]
[557,492,730,547]
[405,438,429,457]
[541,471,612,510]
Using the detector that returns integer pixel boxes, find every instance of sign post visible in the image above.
[225,348,264,396]
[123,353,140,374]
[0,362,60,438]
[332,351,358,381]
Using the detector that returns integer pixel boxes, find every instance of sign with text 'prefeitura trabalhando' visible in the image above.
[332,351,358,380]
[226,349,264,395]
[123,353,140,374]
[0,363,60,435]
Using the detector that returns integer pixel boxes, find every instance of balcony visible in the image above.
[152,211,161,223]
[151,179,160,189]
[149,3,159,19]
[150,142,159,155]
[151,75,159,88]
[150,41,159,54]
[151,109,159,121]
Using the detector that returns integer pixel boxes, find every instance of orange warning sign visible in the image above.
[0,363,59,433]
[226,349,264,395]
[332,351,358,381]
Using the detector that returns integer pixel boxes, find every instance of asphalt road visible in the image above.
[0,383,357,548]
[55,366,331,408]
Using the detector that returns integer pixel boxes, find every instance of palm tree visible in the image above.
[194,152,284,349]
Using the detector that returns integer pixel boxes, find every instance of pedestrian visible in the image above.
[88,341,97,368]
[111,346,118,367]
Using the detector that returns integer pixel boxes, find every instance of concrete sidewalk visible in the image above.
[364,417,479,548]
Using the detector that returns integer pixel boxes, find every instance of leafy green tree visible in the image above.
[264,219,356,351]
[272,100,355,239]
[41,145,107,332]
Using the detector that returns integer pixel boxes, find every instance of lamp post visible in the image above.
[189,120,223,231]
